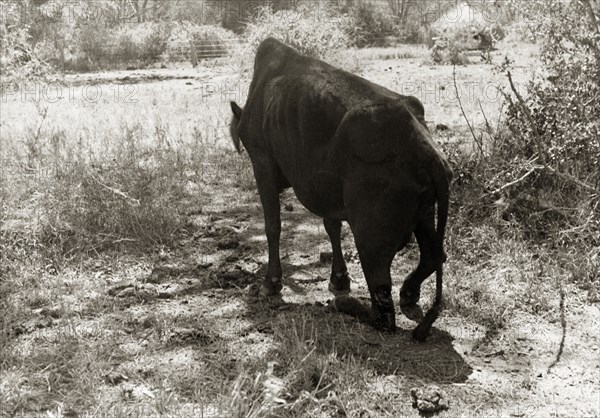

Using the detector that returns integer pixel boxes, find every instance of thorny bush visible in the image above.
[505,1,600,184]
[450,1,599,285]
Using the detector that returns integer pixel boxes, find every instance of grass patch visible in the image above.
[1,85,250,265]
[1,322,130,415]
[352,45,429,61]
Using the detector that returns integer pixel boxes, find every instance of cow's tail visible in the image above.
[230,101,243,153]
[413,156,450,341]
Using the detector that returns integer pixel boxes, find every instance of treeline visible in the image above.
[1,0,517,76]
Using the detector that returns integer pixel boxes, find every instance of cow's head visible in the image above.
[230,101,243,153]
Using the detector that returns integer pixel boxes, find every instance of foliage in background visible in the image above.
[427,1,509,65]
[0,21,52,82]
[69,21,171,71]
[501,0,599,235]
[2,0,524,76]
[243,4,357,60]
[166,22,238,63]
[430,37,471,65]
[448,0,599,284]
[346,2,399,47]
[507,0,600,182]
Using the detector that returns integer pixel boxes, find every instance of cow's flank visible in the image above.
[229,37,452,341]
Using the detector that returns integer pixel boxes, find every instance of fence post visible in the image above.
[189,38,198,67]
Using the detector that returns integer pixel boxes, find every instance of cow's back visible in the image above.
[248,38,404,113]
[238,38,437,217]
[240,39,414,167]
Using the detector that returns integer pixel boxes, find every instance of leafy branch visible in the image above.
[506,71,600,196]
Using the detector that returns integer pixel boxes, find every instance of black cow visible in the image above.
[229,38,452,341]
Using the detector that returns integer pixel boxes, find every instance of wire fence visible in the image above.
[166,34,429,64]
[167,38,245,62]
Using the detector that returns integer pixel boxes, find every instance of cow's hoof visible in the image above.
[400,303,424,322]
[400,288,423,320]
[328,271,351,295]
[374,312,397,333]
[412,322,431,342]
[260,277,283,297]
[372,289,396,332]
[399,288,420,307]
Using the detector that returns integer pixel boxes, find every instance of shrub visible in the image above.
[220,0,262,34]
[124,22,170,64]
[347,3,399,48]
[244,4,355,60]
[501,0,599,202]
[431,37,470,65]
[77,22,110,66]
[504,2,600,184]
[39,154,185,256]
[450,1,599,248]
[166,23,238,63]
[114,22,171,66]
[73,22,171,70]
[112,32,138,63]
[0,22,52,82]
[141,24,170,62]
[1,125,192,263]
[407,25,435,46]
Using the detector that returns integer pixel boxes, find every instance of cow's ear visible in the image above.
[230,101,243,120]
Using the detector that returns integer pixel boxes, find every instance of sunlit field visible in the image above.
[1,31,599,418]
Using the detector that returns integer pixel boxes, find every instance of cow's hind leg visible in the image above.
[252,160,283,296]
[362,250,396,331]
[324,218,351,295]
[399,214,443,321]
[333,228,397,332]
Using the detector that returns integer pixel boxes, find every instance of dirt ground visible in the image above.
[2,46,599,417]
[178,179,600,417]
[7,177,598,416]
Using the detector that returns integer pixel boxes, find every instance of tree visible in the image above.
[0,0,52,80]
[387,0,411,24]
